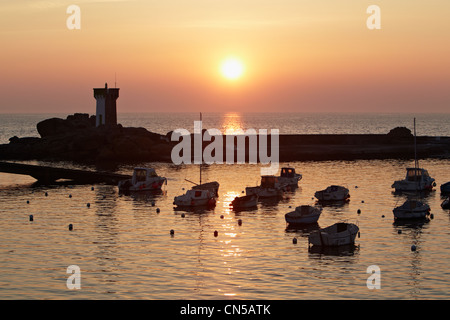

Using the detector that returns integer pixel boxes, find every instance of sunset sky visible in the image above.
[0,0,449,113]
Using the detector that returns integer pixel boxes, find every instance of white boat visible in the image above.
[392,168,436,192]
[277,167,302,187]
[308,222,359,247]
[230,194,258,209]
[392,118,435,192]
[245,176,287,198]
[118,167,167,192]
[285,205,322,224]
[173,189,216,207]
[393,199,430,219]
[314,185,350,201]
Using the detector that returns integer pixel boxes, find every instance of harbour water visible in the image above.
[0,113,449,299]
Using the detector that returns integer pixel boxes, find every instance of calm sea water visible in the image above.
[0,113,450,300]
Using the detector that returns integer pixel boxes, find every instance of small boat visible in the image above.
[441,182,450,194]
[285,205,322,224]
[308,222,359,247]
[392,168,436,192]
[277,167,302,187]
[393,199,431,220]
[314,185,350,201]
[441,197,450,210]
[118,167,167,192]
[230,194,258,209]
[173,189,216,207]
[245,175,287,198]
[392,119,435,192]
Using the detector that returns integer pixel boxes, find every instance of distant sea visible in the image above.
[1,112,450,144]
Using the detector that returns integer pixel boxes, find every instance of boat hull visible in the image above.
[246,186,283,198]
[285,206,322,224]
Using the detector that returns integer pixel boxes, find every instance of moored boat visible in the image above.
[285,205,322,224]
[230,194,258,209]
[118,167,167,192]
[314,185,350,202]
[392,168,436,192]
[392,119,435,192]
[246,175,287,198]
[277,167,302,187]
[308,222,359,247]
[393,199,431,220]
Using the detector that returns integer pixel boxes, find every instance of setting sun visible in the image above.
[220,58,244,80]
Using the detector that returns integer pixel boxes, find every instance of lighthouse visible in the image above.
[94,83,119,127]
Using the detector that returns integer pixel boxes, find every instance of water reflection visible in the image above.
[308,244,360,257]
[221,112,244,135]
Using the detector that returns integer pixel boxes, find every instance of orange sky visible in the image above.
[0,0,449,113]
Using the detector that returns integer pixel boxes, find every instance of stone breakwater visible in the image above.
[0,113,449,164]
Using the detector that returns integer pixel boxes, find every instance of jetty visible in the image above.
[0,161,131,184]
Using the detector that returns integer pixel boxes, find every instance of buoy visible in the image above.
[288,206,292,208]
[430,213,434,219]
[357,209,361,214]
[411,245,417,251]
[361,200,364,203]
[29,215,33,221]
[214,230,218,237]
[238,219,242,226]
[170,229,174,235]
[156,208,160,213]
[181,213,185,218]
[45,192,48,197]
[87,203,90,208]
[355,186,358,188]
[220,215,224,219]
[69,224,73,231]
[151,201,155,207]
[292,237,297,244]
[69,194,72,198]
[27,200,30,204]
[91,186,94,191]
[381,215,385,218]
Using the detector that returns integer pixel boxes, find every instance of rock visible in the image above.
[387,127,413,138]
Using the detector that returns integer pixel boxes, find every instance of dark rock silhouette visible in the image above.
[0,114,173,163]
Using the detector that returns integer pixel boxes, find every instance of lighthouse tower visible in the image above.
[94,83,119,127]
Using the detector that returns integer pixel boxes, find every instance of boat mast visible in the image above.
[200,112,202,185]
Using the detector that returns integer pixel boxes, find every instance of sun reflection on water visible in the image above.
[221,112,244,135]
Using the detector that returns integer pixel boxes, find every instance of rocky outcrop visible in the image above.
[0,114,174,164]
